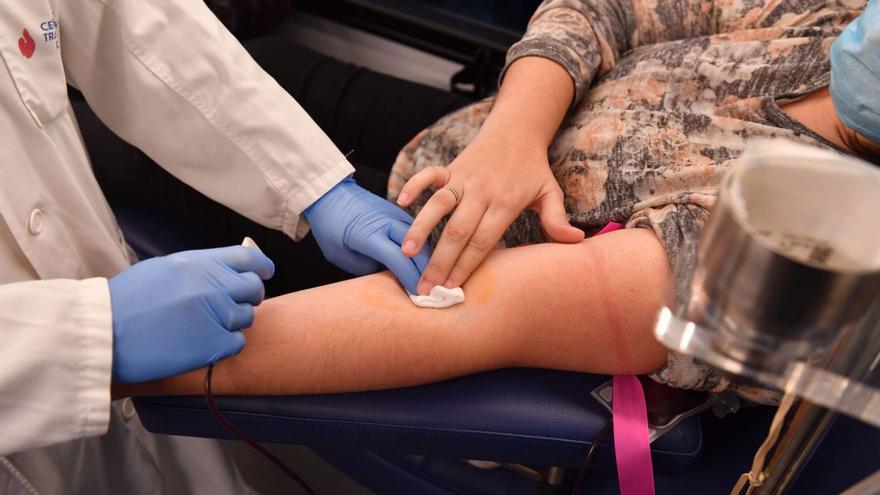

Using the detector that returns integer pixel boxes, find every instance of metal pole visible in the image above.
[753,298,880,495]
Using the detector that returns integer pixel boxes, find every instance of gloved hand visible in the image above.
[108,246,274,383]
[303,178,431,294]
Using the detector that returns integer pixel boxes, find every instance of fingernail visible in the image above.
[397,193,410,205]
[443,279,455,288]
[402,240,416,255]
[417,280,433,295]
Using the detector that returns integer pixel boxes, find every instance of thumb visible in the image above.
[536,191,584,243]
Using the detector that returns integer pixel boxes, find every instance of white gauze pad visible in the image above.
[409,285,465,309]
[245,235,465,308]
[241,236,261,250]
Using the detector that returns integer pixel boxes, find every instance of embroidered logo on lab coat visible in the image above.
[18,29,35,58]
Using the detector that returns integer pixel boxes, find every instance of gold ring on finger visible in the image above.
[444,185,461,206]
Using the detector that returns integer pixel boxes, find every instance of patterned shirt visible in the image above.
[387,0,866,403]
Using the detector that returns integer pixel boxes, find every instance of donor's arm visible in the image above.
[116,228,669,397]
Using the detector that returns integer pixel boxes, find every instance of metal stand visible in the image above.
[753,302,880,494]
[651,142,880,495]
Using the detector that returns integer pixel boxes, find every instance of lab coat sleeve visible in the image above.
[58,0,355,240]
[0,278,112,456]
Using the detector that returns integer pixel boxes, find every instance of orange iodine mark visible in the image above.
[356,274,409,313]
[462,267,496,306]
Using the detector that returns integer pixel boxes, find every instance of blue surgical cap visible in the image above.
[831,0,880,147]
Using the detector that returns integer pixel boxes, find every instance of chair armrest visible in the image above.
[134,368,702,472]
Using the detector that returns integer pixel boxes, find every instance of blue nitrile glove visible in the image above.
[303,178,431,294]
[108,246,274,383]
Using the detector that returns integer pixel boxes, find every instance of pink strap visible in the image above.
[593,222,655,495]
[613,375,655,495]
[595,222,625,236]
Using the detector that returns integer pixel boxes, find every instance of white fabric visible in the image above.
[241,237,260,251]
[409,285,466,308]
[0,278,113,455]
[0,0,353,492]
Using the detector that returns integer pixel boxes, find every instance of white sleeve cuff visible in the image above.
[0,278,113,454]
[74,278,114,439]
[282,160,355,241]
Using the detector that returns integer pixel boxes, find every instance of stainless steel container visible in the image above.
[657,140,880,387]
[652,140,880,494]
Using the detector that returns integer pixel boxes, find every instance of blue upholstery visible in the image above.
[314,449,543,495]
[312,408,774,495]
[787,414,880,494]
[135,369,702,471]
[315,408,765,494]
[316,406,880,494]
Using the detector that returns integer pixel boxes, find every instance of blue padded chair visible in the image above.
[117,208,879,494]
[311,406,880,494]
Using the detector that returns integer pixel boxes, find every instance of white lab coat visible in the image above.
[0,0,353,493]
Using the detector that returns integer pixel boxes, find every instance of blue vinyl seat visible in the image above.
[134,368,702,471]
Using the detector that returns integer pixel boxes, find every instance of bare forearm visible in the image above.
[117,229,669,397]
[118,270,512,397]
[483,56,574,148]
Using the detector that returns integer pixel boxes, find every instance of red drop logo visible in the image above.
[18,29,35,59]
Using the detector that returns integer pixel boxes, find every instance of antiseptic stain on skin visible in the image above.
[357,275,408,312]
[463,267,496,305]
